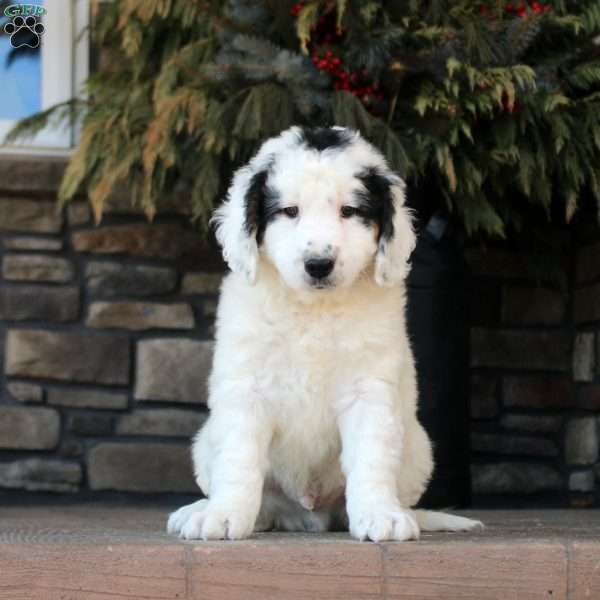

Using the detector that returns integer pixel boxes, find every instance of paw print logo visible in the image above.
[3,15,45,48]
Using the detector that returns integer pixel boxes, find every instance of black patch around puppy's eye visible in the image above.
[355,167,396,243]
[297,127,353,152]
[243,170,268,238]
[243,164,280,245]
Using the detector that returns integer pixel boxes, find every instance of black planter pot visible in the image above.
[406,214,471,508]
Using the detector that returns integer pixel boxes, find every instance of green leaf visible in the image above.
[336,0,348,31]
[295,2,320,54]
[446,57,461,79]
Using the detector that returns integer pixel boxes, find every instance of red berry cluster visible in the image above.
[291,3,384,106]
[506,1,551,17]
[311,50,384,101]
[481,1,551,17]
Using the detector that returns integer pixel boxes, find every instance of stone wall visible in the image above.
[570,229,600,503]
[3,157,600,506]
[0,157,222,495]
[468,232,600,507]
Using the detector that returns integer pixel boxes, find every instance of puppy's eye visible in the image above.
[340,205,358,218]
[281,206,299,218]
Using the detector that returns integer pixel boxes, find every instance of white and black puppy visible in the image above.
[168,126,482,542]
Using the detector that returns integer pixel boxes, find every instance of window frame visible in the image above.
[0,0,89,156]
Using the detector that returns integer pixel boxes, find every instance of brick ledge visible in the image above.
[0,504,598,599]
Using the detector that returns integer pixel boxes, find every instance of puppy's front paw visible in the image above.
[170,499,256,541]
[349,502,420,542]
[167,499,209,535]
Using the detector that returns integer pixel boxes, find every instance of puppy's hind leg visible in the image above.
[257,491,333,533]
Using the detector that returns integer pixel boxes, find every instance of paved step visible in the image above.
[0,504,598,599]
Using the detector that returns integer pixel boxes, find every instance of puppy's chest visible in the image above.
[258,308,364,393]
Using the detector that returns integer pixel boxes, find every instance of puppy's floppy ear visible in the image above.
[211,165,269,285]
[358,167,416,287]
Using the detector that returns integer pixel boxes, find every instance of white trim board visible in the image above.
[0,0,89,153]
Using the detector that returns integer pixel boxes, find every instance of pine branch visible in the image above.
[6,0,600,234]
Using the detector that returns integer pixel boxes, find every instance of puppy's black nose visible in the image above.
[305,257,334,279]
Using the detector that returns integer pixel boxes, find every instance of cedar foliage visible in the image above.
[6,0,600,236]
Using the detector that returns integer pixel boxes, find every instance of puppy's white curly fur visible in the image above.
[168,127,482,542]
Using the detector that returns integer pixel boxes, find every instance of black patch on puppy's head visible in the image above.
[297,127,353,152]
[355,167,396,244]
[243,166,280,245]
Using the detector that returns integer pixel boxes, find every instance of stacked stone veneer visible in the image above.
[0,158,222,494]
[570,232,600,501]
[468,232,600,507]
[4,160,600,505]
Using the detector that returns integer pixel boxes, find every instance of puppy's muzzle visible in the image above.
[304,257,335,280]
